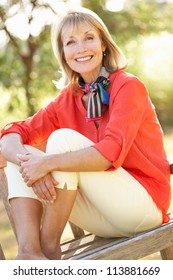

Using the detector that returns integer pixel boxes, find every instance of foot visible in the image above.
[14,252,48,260]
[41,243,62,260]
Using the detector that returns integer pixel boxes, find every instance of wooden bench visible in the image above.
[62,216,173,260]
[0,152,173,260]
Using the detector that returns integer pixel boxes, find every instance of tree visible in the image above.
[1,0,173,128]
[81,0,173,43]
[0,0,57,116]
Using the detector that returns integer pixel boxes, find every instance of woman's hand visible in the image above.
[17,153,58,202]
[18,153,50,186]
[32,174,57,203]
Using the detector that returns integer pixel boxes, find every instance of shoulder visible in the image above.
[51,85,74,103]
[48,84,80,110]
[108,70,148,97]
[109,70,145,87]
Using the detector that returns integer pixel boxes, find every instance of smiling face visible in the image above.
[62,23,106,83]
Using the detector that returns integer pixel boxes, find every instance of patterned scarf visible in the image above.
[79,67,110,122]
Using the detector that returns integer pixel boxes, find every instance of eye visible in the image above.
[86,35,94,40]
[66,40,74,46]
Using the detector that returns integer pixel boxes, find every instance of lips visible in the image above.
[75,55,93,62]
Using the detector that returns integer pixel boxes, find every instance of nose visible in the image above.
[75,40,87,53]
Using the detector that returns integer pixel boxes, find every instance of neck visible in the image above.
[80,74,99,84]
[80,67,103,84]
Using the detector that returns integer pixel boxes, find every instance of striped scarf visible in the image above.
[79,67,110,122]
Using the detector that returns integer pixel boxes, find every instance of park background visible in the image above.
[0,0,173,260]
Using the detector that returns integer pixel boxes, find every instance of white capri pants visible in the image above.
[7,129,162,237]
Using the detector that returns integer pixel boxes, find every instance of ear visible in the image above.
[102,43,106,52]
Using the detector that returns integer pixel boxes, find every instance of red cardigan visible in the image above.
[1,70,171,223]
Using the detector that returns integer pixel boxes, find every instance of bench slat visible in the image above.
[63,218,173,260]
[0,244,5,260]
[61,234,124,259]
[161,246,173,260]
[0,169,17,238]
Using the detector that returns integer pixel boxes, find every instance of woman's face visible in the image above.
[62,22,105,83]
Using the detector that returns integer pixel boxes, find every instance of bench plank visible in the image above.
[69,221,85,238]
[160,246,173,260]
[61,234,123,259]
[0,244,5,260]
[61,217,173,260]
[0,169,17,238]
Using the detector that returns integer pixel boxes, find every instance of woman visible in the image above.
[0,7,171,260]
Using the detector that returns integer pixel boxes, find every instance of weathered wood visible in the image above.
[69,221,85,239]
[61,217,173,260]
[61,234,122,259]
[170,164,173,174]
[0,244,5,260]
[160,246,173,260]
[0,152,9,259]
[0,169,17,238]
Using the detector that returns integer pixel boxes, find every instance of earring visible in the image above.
[103,51,106,57]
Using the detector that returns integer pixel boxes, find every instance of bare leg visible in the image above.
[41,187,77,259]
[10,197,48,260]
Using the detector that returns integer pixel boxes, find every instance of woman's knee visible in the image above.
[46,129,94,154]
[24,145,45,156]
[6,161,39,201]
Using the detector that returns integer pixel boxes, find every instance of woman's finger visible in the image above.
[44,177,57,201]
[32,184,47,201]
[32,177,56,203]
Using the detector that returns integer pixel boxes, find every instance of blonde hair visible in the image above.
[51,7,127,89]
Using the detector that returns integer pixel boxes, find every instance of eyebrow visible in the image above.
[63,29,95,40]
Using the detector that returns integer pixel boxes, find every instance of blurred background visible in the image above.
[0,0,173,259]
[0,0,173,130]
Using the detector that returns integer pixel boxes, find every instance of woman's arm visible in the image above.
[0,133,30,165]
[0,133,57,202]
[46,147,112,172]
[16,147,112,187]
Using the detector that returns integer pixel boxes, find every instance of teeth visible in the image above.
[76,56,92,62]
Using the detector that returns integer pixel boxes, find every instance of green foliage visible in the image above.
[81,0,173,129]
[0,44,24,88]
[0,26,58,118]
[124,32,173,130]
[0,0,60,118]
[0,0,173,130]
[22,26,60,111]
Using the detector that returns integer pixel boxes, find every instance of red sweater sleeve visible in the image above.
[0,99,60,146]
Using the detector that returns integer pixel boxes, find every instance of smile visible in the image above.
[75,56,93,62]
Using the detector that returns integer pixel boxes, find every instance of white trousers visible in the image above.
[7,129,162,237]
